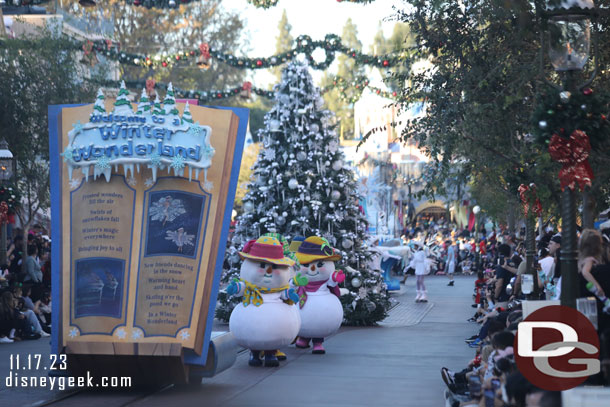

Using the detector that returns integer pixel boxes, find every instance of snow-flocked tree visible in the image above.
[216,61,390,326]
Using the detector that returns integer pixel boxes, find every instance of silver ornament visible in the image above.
[243,201,254,212]
[269,119,281,132]
[296,151,307,161]
[559,91,571,103]
[332,160,343,171]
[342,239,354,249]
[331,190,341,201]
[351,277,362,288]
[288,178,299,189]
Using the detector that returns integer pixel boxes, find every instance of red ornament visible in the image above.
[190,50,196,56]
[382,60,389,67]
[256,60,263,67]
[162,61,168,67]
[548,130,594,191]
[602,115,607,121]
[175,55,180,61]
[583,88,593,96]
[376,89,381,94]
[392,91,397,97]
[217,93,222,98]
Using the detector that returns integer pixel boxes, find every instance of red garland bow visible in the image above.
[548,130,594,191]
[0,202,8,225]
[199,43,211,59]
[518,184,542,217]
[242,81,252,91]
[145,78,156,98]
[82,41,97,67]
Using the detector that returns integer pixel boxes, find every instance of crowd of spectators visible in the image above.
[0,225,51,343]
[441,225,610,407]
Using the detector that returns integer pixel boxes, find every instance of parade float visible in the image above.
[49,82,248,385]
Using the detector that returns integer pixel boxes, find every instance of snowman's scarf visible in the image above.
[242,280,290,307]
[297,280,340,308]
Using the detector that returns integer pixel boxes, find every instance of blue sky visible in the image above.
[221,0,405,87]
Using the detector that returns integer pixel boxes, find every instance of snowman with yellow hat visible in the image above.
[294,236,345,354]
[227,236,301,367]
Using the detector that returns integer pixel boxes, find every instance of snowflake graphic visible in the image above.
[170,155,186,171]
[204,180,213,191]
[149,196,186,224]
[263,148,276,161]
[144,178,155,188]
[61,147,74,163]
[202,143,215,157]
[127,177,137,187]
[149,152,162,167]
[72,120,84,135]
[69,178,81,189]
[132,330,143,340]
[95,155,111,170]
[312,192,322,200]
[115,328,126,339]
[188,122,205,137]
[179,330,191,341]
[68,327,79,338]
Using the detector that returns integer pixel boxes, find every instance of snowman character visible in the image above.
[227,236,301,367]
[294,236,345,354]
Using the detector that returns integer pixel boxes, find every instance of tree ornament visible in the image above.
[547,110,554,115]
[342,238,354,249]
[581,104,587,110]
[583,88,593,96]
[332,160,343,171]
[351,277,362,288]
[276,216,286,225]
[296,151,307,161]
[288,178,299,189]
[331,190,341,201]
[538,121,548,129]
[559,91,571,103]
[243,201,254,212]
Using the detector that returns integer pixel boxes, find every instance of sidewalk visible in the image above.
[0,275,477,407]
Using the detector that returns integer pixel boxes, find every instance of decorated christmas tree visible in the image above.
[92,88,106,116]
[136,89,151,115]
[163,83,180,116]
[182,102,194,124]
[113,81,132,115]
[216,61,390,326]
[152,92,164,116]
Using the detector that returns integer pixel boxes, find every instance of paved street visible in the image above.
[0,275,476,407]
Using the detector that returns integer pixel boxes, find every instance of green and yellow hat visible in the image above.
[295,236,341,265]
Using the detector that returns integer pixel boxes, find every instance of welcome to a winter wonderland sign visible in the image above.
[63,82,215,183]
[49,86,248,363]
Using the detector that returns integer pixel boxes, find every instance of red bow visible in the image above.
[0,202,8,225]
[82,41,97,66]
[242,239,256,254]
[199,43,210,59]
[518,184,542,217]
[242,81,252,91]
[145,78,156,98]
[548,130,594,191]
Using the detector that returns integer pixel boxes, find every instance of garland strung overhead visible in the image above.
[88,34,403,71]
[120,0,371,9]
[322,76,398,102]
[89,78,274,103]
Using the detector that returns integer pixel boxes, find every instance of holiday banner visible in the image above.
[50,84,248,358]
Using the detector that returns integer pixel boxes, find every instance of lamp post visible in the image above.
[541,0,597,309]
[473,205,480,271]
[0,139,13,266]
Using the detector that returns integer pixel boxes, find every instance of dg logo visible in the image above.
[514,305,600,391]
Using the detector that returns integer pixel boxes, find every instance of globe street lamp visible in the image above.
[541,0,597,308]
[0,139,13,266]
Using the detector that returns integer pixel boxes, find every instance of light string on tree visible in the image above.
[86,34,404,70]
[87,78,274,103]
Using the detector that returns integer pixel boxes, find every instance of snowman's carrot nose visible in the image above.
[266,266,273,274]
[310,265,316,272]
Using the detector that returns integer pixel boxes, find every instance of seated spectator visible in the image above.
[35,291,51,328]
[12,287,49,337]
